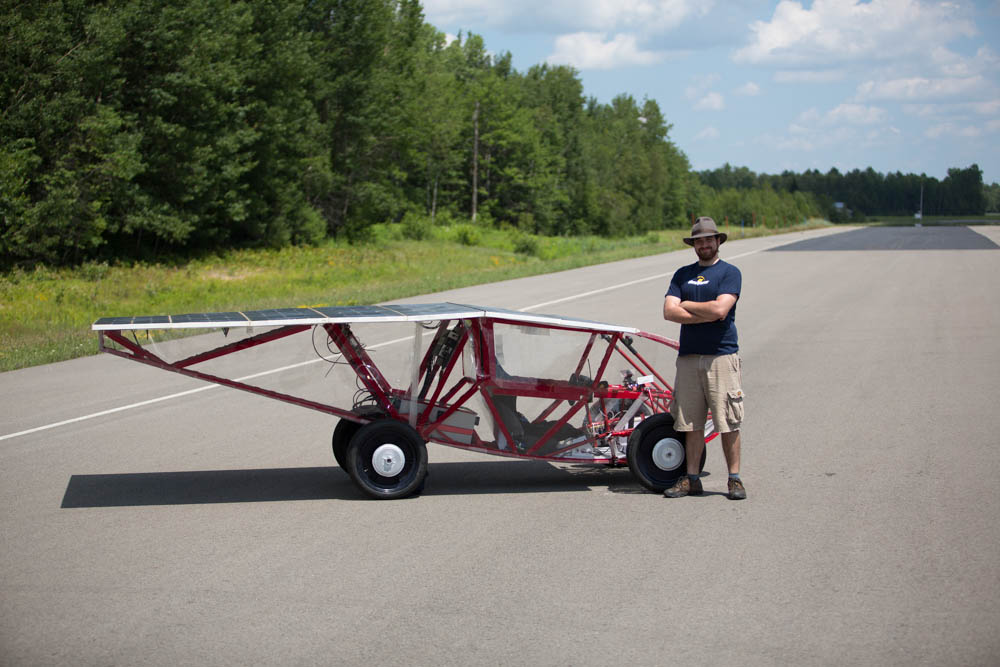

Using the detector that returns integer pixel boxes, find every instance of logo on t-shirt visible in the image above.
[687,276,709,285]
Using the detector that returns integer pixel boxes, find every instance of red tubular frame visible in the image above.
[97,315,706,462]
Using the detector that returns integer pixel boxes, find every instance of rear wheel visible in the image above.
[332,406,384,472]
[627,413,706,493]
[346,419,428,499]
[332,419,361,471]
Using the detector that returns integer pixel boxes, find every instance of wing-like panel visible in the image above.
[92,302,635,333]
[457,304,638,334]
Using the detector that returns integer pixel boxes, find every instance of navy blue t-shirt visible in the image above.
[666,259,741,355]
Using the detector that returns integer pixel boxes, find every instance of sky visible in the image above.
[422,0,1000,186]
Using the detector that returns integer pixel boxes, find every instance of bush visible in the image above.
[401,212,433,240]
[512,233,540,256]
[343,221,375,245]
[453,224,482,246]
[433,209,457,227]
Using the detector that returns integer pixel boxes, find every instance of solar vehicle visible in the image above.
[93,303,713,499]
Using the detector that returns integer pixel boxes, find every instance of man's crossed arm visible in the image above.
[662,293,737,324]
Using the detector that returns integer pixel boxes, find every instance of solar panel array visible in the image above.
[93,303,637,334]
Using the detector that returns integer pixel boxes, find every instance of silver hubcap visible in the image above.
[651,437,684,471]
[371,443,406,477]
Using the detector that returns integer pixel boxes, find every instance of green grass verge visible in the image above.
[0,219,830,372]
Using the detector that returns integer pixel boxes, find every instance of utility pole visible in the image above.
[471,101,479,223]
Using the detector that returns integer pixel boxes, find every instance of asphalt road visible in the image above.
[2,225,999,666]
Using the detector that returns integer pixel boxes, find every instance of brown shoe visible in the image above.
[664,476,703,498]
[727,478,747,500]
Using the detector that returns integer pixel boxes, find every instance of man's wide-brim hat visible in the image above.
[684,216,727,246]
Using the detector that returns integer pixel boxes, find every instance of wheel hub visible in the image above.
[371,443,406,477]
[650,437,684,471]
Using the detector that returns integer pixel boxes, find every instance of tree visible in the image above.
[941,164,985,215]
[984,182,1000,213]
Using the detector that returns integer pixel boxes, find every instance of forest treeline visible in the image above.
[2,0,705,266]
[0,1,991,268]
[698,163,994,222]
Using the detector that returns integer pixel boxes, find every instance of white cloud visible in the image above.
[794,104,887,127]
[694,126,720,141]
[772,134,817,152]
[546,32,666,69]
[856,76,988,101]
[773,69,847,84]
[561,0,711,33]
[733,0,977,66]
[926,123,983,139]
[774,122,895,152]
[933,46,1000,78]
[423,0,711,34]
[772,101,897,155]
[684,74,724,110]
[422,0,497,28]
[735,82,760,96]
[902,99,1000,117]
[695,92,725,111]
[827,103,888,125]
[684,73,719,100]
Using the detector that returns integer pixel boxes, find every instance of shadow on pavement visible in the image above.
[62,460,642,507]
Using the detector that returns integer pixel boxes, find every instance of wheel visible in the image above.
[346,419,428,499]
[332,419,362,471]
[332,406,384,472]
[627,413,706,493]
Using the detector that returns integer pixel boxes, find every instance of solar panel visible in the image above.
[170,312,249,327]
[240,308,326,325]
[93,316,143,328]
[462,304,638,333]
[93,315,172,330]
[385,303,485,320]
[311,305,413,322]
[92,302,637,333]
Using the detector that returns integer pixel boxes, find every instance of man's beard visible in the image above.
[697,246,718,262]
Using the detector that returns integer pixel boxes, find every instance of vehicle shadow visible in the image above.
[61,460,643,507]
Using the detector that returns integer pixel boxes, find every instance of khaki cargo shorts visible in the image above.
[670,353,744,433]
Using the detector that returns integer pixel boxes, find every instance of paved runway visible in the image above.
[2,225,999,666]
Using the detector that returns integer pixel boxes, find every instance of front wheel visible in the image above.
[627,413,706,493]
[346,419,428,499]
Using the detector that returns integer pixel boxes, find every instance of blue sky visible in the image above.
[422,0,1000,186]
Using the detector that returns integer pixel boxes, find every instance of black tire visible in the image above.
[627,413,706,493]
[332,419,362,471]
[346,419,428,499]
[332,406,385,472]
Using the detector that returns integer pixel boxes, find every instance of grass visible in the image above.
[0,218,831,372]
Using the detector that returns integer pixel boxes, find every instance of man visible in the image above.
[662,216,746,500]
